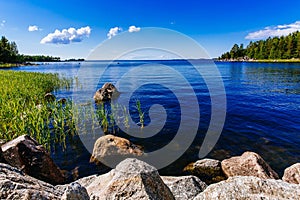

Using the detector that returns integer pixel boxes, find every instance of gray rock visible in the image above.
[94,82,119,102]
[1,135,65,185]
[194,176,300,200]
[0,163,63,199]
[221,151,279,179]
[283,163,300,184]
[161,176,207,200]
[61,182,90,200]
[83,158,175,200]
[184,158,226,184]
[90,134,143,167]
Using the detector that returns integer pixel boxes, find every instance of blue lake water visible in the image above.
[8,60,300,178]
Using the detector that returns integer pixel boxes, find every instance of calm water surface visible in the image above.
[9,61,300,178]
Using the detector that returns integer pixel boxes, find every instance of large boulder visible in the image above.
[80,158,174,199]
[0,163,63,199]
[94,82,120,102]
[194,176,300,200]
[1,135,65,185]
[90,134,143,167]
[183,158,226,184]
[282,163,300,184]
[221,151,279,179]
[161,176,207,200]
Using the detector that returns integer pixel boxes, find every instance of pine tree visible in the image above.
[219,31,300,60]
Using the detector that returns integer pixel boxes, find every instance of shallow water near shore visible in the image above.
[7,60,300,179]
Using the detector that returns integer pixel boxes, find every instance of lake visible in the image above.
[8,60,300,178]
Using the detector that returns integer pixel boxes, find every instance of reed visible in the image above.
[0,70,74,150]
[136,100,145,128]
[0,70,145,150]
[73,100,143,136]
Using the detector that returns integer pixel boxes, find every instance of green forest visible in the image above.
[0,36,60,64]
[219,31,300,60]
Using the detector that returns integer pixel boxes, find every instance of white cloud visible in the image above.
[128,25,141,33]
[106,25,141,39]
[0,20,6,27]
[28,25,40,32]
[40,26,91,44]
[107,27,122,39]
[246,21,300,40]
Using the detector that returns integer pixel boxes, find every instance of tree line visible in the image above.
[0,36,60,63]
[219,31,300,60]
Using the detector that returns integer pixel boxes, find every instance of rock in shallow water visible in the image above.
[194,176,300,200]
[221,151,279,179]
[90,134,143,167]
[1,135,65,185]
[282,163,300,184]
[94,82,120,102]
[184,158,226,184]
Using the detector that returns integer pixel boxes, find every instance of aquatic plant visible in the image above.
[73,100,143,136]
[0,70,74,150]
[136,100,145,128]
[0,70,145,150]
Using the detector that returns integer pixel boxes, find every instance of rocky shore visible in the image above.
[1,135,300,199]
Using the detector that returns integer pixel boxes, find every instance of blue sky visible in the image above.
[0,0,300,59]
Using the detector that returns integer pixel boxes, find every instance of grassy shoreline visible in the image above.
[0,62,39,68]
[0,70,74,149]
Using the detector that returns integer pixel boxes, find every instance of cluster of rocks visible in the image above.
[1,134,300,199]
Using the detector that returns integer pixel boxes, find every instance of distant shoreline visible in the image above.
[216,59,300,63]
[0,62,40,68]
[2,59,300,68]
[0,59,85,68]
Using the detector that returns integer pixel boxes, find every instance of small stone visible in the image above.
[44,93,56,102]
[61,182,90,200]
[282,163,300,184]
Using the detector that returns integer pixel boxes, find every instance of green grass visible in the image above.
[0,70,145,150]
[0,70,74,149]
[0,63,19,68]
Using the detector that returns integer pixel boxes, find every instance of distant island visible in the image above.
[219,31,300,62]
[64,58,85,62]
[0,36,84,67]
